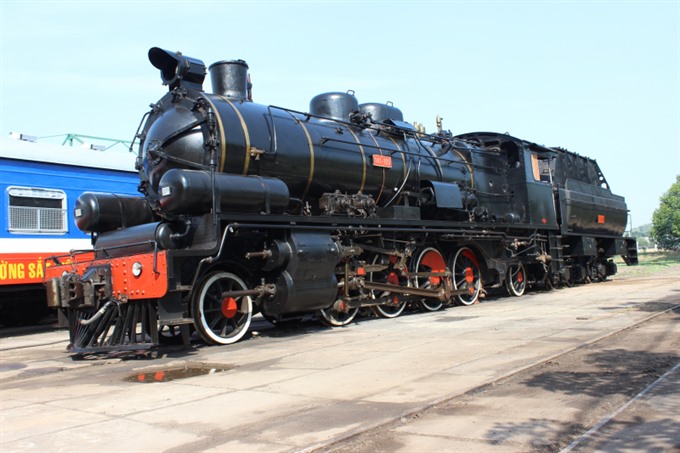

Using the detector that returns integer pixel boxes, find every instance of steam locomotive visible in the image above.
[44,47,638,353]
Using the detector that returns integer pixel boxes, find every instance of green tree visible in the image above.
[631,223,652,238]
[651,175,680,250]
[636,236,651,249]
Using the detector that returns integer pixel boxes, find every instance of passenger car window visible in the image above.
[8,187,67,233]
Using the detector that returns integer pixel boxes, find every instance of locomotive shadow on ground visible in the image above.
[482,284,564,300]
[70,291,678,362]
[248,314,326,339]
[66,307,436,361]
[168,286,559,353]
[245,291,531,337]
[68,345,203,362]
[0,322,64,339]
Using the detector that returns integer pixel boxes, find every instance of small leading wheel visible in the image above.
[451,247,482,306]
[158,324,189,345]
[261,313,280,326]
[317,303,359,327]
[413,247,446,312]
[369,254,407,319]
[192,271,253,345]
[505,263,526,297]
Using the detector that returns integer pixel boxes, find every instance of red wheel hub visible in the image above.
[465,267,475,284]
[221,297,238,318]
[387,272,400,304]
[421,250,446,285]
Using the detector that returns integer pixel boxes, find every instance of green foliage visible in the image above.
[631,223,652,238]
[636,236,651,248]
[651,175,680,250]
[615,250,680,278]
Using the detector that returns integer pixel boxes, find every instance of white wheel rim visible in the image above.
[414,247,445,311]
[196,272,252,345]
[318,307,359,326]
[452,247,481,305]
[370,254,406,318]
[506,263,526,297]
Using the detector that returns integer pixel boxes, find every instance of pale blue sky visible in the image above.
[1,0,678,226]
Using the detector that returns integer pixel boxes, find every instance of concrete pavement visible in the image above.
[1,271,678,452]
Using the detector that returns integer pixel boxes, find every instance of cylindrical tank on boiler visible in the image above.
[74,193,155,233]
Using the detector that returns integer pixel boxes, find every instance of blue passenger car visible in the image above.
[0,136,139,325]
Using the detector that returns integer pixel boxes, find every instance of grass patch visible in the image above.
[614,250,680,279]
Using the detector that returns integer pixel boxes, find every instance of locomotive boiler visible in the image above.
[44,47,638,353]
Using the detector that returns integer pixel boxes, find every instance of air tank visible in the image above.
[158,169,290,214]
[93,221,185,256]
[75,193,154,233]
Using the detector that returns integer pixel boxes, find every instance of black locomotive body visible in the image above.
[44,48,638,352]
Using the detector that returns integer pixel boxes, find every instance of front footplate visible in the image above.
[44,251,169,354]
